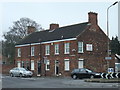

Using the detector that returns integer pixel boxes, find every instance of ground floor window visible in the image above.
[78,59,84,68]
[64,59,70,71]
[46,60,50,71]
[31,60,34,70]
[115,63,120,72]
[17,61,21,68]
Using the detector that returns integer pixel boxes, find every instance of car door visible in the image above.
[85,69,93,78]
[81,69,88,78]
[78,69,86,78]
[12,68,17,76]
[14,68,20,76]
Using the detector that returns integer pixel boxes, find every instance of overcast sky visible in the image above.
[0,0,118,40]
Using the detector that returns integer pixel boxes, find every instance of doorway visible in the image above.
[37,61,41,75]
[55,60,59,76]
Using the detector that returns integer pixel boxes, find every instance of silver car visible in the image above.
[9,67,33,77]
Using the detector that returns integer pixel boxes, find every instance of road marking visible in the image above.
[21,78,36,80]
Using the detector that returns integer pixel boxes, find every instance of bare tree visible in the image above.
[8,17,42,39]
[2,17,42,64]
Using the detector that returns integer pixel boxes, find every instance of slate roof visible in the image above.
[17,22,89,45]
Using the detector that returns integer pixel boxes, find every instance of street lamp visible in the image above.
[107,1,118,71]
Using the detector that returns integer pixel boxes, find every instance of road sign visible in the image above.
[105,57,112,60]
[108,68,114,73]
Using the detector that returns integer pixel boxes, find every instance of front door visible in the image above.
[55,60,59,75]
[37,61,41,75]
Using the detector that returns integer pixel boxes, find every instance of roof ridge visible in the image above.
[35,22,89,33]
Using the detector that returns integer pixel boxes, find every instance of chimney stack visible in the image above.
[88,12,98,25]
[27,26,36,34]
[50,24,59,30]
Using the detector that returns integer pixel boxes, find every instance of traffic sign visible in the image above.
[105,57,112,60]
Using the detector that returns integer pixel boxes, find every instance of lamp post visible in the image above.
[107,1,118,71]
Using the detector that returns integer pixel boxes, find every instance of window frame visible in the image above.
[78,42,83,53]
[31,46,35,56]
[55,44,59,55]
[64,43,70,54]
[78,59,84,68]
[64,59,70,71]
[45,45,50,55]
[17,48,21,57]
[31,60,34,70]
[46,60,50,71]
[86,44,93,51]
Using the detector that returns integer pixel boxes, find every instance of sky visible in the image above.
[0,0,118,40]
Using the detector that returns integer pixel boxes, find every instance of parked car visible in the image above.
[9,67,33,77]
[71,68,101,79]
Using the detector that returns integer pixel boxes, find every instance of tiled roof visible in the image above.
[17,22,89,45]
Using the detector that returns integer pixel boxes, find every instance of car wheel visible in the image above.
[72,75,77,79]
[19,73,23,77]
[90,75,94,79]
[10,73,14,77]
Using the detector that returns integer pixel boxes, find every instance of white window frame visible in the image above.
[78,59,84,68]
[86,44,93,51]
[17,48,21,57]
[78,42,83,53]
[45,45,50,55]
[55,44,59,55]
[17,61,21,68]
[64,59,70,71]
[31,60,34,70]
[31,46,35,56]
[64,43,70,54]
[46,60,50,71]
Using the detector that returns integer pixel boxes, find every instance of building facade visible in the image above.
[15,12,115,77]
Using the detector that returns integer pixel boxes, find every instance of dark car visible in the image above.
[71,68,101,79]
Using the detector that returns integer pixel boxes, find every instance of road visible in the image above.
[1,75,119,88]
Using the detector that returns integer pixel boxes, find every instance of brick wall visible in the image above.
[2,64,15,75]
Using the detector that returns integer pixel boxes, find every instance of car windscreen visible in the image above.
[86,69,92,73]
[19,68,27,71]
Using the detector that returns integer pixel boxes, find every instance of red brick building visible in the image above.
[15,12,115,77]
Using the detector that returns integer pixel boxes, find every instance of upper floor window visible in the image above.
[55,44,59,55]
[64,42,70,54]
[86,44,93,51]
[17,48,21,57]
[78,42,83,53]
[45,45,50,55]
[31,46,35,56]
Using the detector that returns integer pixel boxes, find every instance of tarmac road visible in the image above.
[1,75,119,88]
